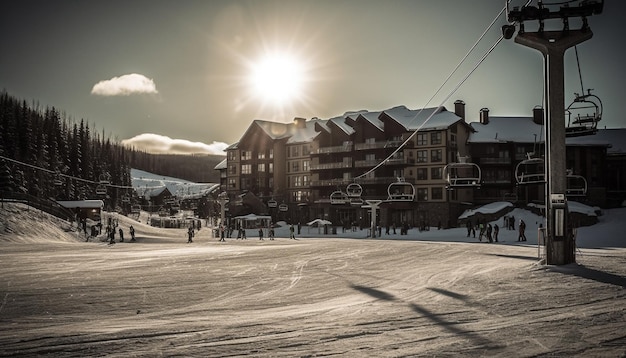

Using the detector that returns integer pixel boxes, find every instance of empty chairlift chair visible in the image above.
[515,153,546,186]
[443,156,481,189]
[565,89,602,137]
[566,169,588,197]
[346,183,364,205]
[330,191,349,205]
[386,178,415,202]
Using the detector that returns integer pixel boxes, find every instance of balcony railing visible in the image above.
[310,161,352,170]
[354,140,403,150]
[314,142,353,154]
[480,157,511,165]
[354,159,380,167]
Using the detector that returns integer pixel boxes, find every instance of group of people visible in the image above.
[106,224,135,244]
[466,217,527,243]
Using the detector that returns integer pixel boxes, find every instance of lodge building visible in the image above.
[216,100,626,228]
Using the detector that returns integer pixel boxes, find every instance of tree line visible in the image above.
[0,91,223,204]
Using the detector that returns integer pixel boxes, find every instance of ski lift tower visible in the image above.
[503,1,603,265]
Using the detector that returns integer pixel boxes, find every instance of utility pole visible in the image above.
[503,1,603,265]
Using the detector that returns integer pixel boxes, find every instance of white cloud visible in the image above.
[91,73,158,96]
[121,133,228,155]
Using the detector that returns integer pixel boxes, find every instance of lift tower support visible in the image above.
[504,2,602,265]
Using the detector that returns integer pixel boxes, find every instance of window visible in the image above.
[269,149,273,159]
[417,133,427,146]
[431,149,442,162]
[241,151,252,160]
[431,187,443,200]
[417,150,428,163]
[228,178,236,189]
[258,151,265,159]
[289,146,299,158]
[228,151,236,161]
[257,163,265,172]
[486,146,496,155]
[269,163,273,173]
[241,164,251,175]
[417,168,428,180]
[303,160,309,171]
[303,175,308,186]
[431,132,442,145]
[450,133,457,146]
[417,188,428,201]
[228,164,237,175]
[292,161,299,172]
[431,167,442,180]
[241,177,250,190]
[365,138,376,144]
[293,176,302,187]
[365,153,376,161]
[303,145,310,155]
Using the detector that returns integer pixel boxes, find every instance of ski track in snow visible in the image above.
[0,203,625,357]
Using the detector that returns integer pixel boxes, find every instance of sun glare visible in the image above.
[249,53,305,106]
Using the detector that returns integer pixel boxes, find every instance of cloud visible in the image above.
[121,133,228,155]
[91,73,158,96]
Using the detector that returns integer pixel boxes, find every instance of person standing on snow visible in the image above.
[290,224,296,239]
[187,227,194,243]
[118,228,124,242]
[518,219,527,241]
[258,227,264,240]
[129,225,136,242]
[486,223,493,243]
[493,224,499,242]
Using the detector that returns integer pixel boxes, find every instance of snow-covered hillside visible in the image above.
[131,168,220,200]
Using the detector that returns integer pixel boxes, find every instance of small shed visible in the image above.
[57,200,104,222]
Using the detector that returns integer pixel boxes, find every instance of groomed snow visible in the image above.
[1,201,625,357]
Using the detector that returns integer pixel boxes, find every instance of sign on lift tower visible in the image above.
[502,1,603,265]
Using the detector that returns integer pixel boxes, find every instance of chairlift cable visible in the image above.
[356,35,505,179]
[404,0,515,131]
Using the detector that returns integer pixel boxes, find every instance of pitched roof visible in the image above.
[383,105,462,131]
[469,116,544,143]
[566,128,626,154]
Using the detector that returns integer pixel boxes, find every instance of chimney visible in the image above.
[454,100,465,120]
[532,106,544,125]
[479,108,489,125]
[293,117,306,128]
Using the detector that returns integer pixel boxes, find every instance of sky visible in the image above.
[1,0,625,155]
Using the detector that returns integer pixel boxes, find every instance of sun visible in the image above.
[248,53,306,106]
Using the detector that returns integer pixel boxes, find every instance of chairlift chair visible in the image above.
[95,184,107,196]
[566,170,588,197]
[346,183,363,198]
[53,172,64,186]
[330,191,349,205]
[131,205,141,214]
[515,153,545,185]
[443,156,481,189]
[98,173,110,184]
[386,178,415,202]
[121,194,131,203]
[267,199,278,208]
[565,89,602,137]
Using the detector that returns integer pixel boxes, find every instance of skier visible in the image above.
[129,225,136,242]
[187,227,194,243]
[258,227,264,240]
[269,226,275,240]
[118,228,124,242]
[486,223,493,243]
[108,227,116,245]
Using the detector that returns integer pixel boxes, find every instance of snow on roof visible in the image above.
[566,128,626,154]
[356,111,384,131]
[469,116,544,143]
[214,158,227,170]
[224,142,239,150]
[383,105,462,131]
[328,115,355,135]
[458,201,513,219]
[57,200,104,209]
[287,119,323,144]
